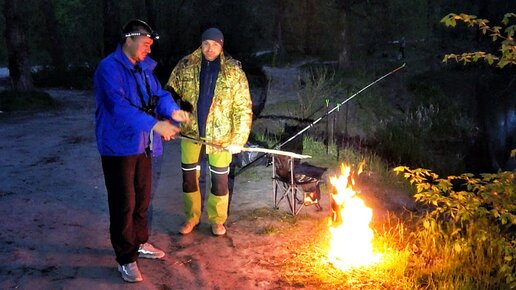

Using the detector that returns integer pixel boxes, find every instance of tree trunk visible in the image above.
[102,0,121,56]
[304,0,315,55]
[272,0,287,64]
[40,0,66,71]
[338,11,351,70]
[4,0,34,91]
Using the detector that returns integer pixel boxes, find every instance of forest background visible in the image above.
[1,0,515,174]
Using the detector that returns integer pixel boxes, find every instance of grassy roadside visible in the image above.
[271,166,515,289]
[243,143,515,289]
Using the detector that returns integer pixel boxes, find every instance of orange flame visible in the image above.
[327,162,381,270]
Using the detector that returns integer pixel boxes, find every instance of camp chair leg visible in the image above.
[293,188,305,215]
[273,178,286,209]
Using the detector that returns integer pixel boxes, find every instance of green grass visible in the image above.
[249,129,279,149]
[237,207,294,222]
[234,207,314,236]
[277,209,513,289]
[280,214,415,289]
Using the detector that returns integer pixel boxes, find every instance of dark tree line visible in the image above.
[1,0,513,89]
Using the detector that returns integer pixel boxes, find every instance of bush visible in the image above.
[373,76,476,175]
[395,166,516,289]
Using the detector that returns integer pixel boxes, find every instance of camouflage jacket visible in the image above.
[167,48,252,153]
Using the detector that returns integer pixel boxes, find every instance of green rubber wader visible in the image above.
[207,193,229,225]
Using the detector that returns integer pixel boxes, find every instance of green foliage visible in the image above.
[302,136,339,167]
[53,0,103,65]
[0,0,453,77]
[395,166,516,288]
[441,13,516,68]
[249,130,278,149]
[374,103,475,175]
[371,72,478,175]
[297,67,341,119]
[0,90,59,112]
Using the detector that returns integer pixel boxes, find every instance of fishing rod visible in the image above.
[276,63,406,149]
[177,135,312,159]
[235,63,406,175]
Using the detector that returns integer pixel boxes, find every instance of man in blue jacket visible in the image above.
[94,19,190,283]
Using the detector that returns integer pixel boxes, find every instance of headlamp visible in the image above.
[124,31,160,40]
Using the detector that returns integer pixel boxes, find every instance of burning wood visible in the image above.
[327,161,381,270]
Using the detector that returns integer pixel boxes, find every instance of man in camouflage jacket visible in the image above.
[167,28,252,236]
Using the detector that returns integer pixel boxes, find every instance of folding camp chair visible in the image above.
[272,154,326,215]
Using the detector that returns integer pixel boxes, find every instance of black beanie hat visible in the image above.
[201,28,224,46]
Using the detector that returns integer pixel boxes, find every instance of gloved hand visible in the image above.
[225,144,242,154]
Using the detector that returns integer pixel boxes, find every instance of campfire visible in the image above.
[326,162,381,270]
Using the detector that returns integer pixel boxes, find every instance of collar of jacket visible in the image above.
[113,44,157,72]
[185,47,227,70]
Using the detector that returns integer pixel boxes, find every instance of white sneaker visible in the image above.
[179,221,199,235]
[138,242,165,259]
[118,261,143,283]
[211,224,226,236]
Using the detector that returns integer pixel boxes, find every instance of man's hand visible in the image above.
[172,110,190,123]
[153,120,181,141]
[225,144,243,154]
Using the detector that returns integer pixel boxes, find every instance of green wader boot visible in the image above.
[207,193,229,225]
[183,191,202,224]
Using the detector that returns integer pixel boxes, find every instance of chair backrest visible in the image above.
[274,155,294,183]
[274,155,327,184]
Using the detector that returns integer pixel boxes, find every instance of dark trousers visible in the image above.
[101,154,151,265]
[148,154,163,233]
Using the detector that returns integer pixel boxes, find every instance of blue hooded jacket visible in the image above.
[94,45,179,156]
